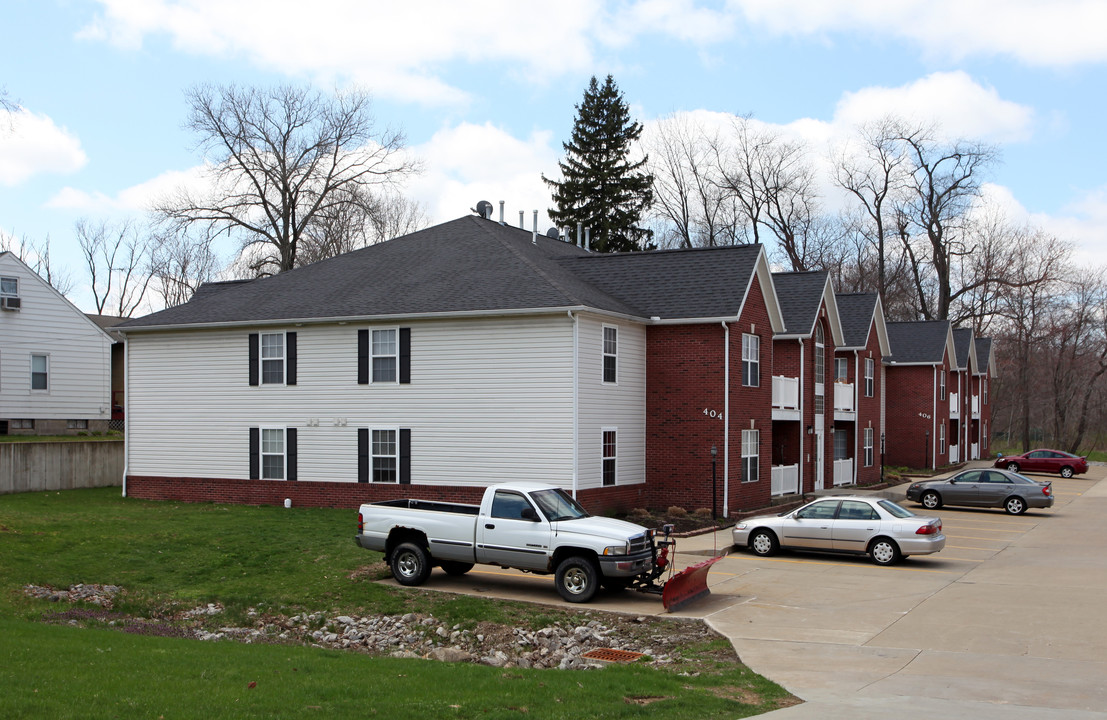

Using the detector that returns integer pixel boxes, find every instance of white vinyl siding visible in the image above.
[126,315,578,487]
[577,316,646,490]
[0,253,111,421]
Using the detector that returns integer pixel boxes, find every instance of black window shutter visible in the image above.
[400,429,411,485]
[357,428,369,483]
[287,428,297,481]
[249,427,259,479]
[400,328,411,384]
[248,334,259,386]
[286,332,297,385]
[357,329,369,385]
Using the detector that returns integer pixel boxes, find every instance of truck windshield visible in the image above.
[531,488,590,522]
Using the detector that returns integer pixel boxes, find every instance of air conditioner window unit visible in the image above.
[1,296,22,310]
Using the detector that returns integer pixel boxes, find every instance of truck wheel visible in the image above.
[390,542,431,586]
[440,561,474,576]
[555,556,600,603]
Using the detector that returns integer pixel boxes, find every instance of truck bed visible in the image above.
[370,498,480,516]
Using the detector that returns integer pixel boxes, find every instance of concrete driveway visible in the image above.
[701,465,1107,719]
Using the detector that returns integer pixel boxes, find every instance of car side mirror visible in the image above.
[521,507,539,522]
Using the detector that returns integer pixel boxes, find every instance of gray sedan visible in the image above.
[732,496,945,566]
[905,468,1054,515]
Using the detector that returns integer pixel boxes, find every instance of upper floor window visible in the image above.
[864,358,874,397]
[602,326,617,384]
[835,357,848,382]
[0,276,17,297]
[814,324,825,386]
[742,334,759,387]
[261,333,285,384]
[31,354,48,390]
[249,332,296,386]
[983,378,989,405]
[372,329,398,382]
[939,369,947,400]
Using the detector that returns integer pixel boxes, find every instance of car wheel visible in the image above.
[1004,496,1027,515]
[921,491,942,510]
[440,561,474,576]
[1060,466,1074,478]
[555,556,600,603]
[1006,461,1020,472]
[749,529,779,557]
[869,537,902,566]
[390,542,432,586]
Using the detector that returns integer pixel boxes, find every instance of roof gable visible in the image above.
[0,251,114,342]
[772,271,844,345]
[885,320,954,365]
[835,292,892,355]
[951,327,979,373]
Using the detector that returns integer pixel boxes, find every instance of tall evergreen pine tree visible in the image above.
[543,75,654,253]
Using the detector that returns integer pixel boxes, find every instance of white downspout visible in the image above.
[121,333,128,497]
[722,321,730,517]
[854,350,860,484]
[569,311,579,499]
[932,366,938,470]
[798,338,805,491]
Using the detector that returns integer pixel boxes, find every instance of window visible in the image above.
[491,491,535,520]
[373,329,397,383]
[11,419,33,430]
[864,428,874,467]
[839,500,877,520]
[742,334,759,387]
[261,428,285,479]
[66,419,88,430]
[0,276,17,297]
[939,423,946,455]
[939,369,946,400]
[602,326,617,384]
[864,358,874,397]
[983,378,988,405]
[834,430,848,460]
[797,500,837,519]
[602,429,617,486]
[814,325,825,384]
[814,394,824,415]
[835,358,848,382]
[31,354,48,390]
[373,429,398,483]
[983,420,988,447]
[742,429,759,483]
[261,333,285,384]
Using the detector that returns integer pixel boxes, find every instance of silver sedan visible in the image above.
[905,468,1054,515]
[732,496,945,566]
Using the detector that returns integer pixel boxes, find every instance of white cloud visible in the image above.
[46,165,208,213]
[731,0,1107,67]
[1032,185,1107,265]
[0,109,88,186]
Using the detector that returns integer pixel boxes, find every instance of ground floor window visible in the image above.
[373,429,398,483]
[833,430,849,460]
[261,428,285,479]
[939,423,946,455]
[11,419,33,430]
[66,419,88,430]
[864,428,874,467]
[602,429,617,486]
[742,429,759,483]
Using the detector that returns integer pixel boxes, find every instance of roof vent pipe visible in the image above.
[519,211,524,229]
[585,228,591,252]
[499,201,505,225]
[532,210,538,244]
[576,222,582,248]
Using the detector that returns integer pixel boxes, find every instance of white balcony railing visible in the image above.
[772,375,799,410]
[833,458,854,486]
[949,444,960,463]
[971,394,981,417]
[833,382,854,412]
[771,464,800,496]
[949,391,960,418]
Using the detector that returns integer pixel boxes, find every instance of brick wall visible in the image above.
[853,323,883,485]
[885,354,952,469]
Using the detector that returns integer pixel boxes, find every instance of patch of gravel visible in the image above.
[23,583,723,671]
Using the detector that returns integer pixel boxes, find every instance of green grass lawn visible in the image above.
[0,488,793,719]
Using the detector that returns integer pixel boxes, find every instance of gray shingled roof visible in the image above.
[975,337,993,373]
[835,293,877,348]
[886,320,950,364]
[772,271,828,337]
[117,216,765,329]
[952,327,973,369]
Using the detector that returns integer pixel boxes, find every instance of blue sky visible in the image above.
[3,0,1106,312]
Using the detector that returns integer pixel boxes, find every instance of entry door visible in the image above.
[475,489,551,570]
[814,433,825,490]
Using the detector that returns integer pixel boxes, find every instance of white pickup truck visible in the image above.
[355,482,673,603]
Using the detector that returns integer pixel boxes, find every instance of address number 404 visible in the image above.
[703,408,723,420]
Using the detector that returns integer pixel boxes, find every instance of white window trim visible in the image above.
[742,429,759,483]
[601,427,617,486]
[864,358,874,397]
[983,378,988,405]
[864,428,874,467]
[371,327,400,385]
[259,332,286,386]
[835,357,848,382]
[0,276,18,297]
[939,423,946,455]
[371,426,401,483]
[939,369,946,400]
[601,325,618,385]
[260,427,287,481]
[742,333,760,387]
[30,353,49,393]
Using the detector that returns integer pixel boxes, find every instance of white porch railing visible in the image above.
[833,382,854,412]
[772,375,799,410]
[949,444,960,463]
[833,458,853,486]
[950,391,960,418]
[771,464,800,496]
[972,394,981,418]
[971,443,979,460]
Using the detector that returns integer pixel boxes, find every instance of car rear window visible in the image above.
[877,499,916,518]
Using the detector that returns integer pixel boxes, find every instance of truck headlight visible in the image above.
[603,544,628,556]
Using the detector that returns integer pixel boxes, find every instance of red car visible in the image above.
[994,449,1088,478]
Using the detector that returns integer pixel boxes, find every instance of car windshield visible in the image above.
[877,499,916,518]
[530,488,590,522]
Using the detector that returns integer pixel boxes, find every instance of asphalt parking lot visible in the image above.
[382,464,1107,718]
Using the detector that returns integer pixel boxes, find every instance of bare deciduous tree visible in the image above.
[155,84,421,277]
[76,218,154,317]
[149,228,220,308]
[0,231,72,295]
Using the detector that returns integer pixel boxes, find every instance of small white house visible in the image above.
[0,251,114,435]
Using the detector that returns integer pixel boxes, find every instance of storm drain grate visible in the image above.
[581,648,645,663]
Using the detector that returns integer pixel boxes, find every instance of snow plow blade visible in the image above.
[661,555,722,612]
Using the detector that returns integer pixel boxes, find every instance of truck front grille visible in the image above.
[628,533,650,554]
